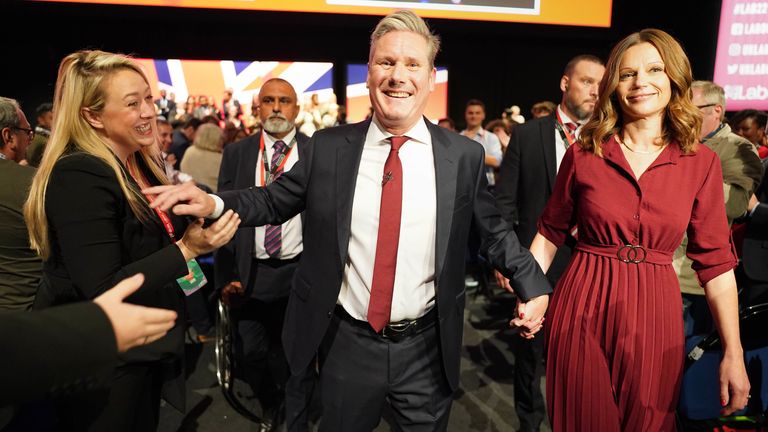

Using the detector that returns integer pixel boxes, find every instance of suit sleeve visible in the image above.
[46,155,188,300]
[218,136,312,227]
[687,152,739,285]
[495,127,522,225]
[0,302,117,405]
[214,145,240,289]
[473,147,552,301]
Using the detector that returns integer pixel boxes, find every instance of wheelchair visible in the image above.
[214,299,263,423]
[678,283,768,430]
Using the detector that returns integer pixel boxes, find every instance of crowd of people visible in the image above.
[1,8,768,432]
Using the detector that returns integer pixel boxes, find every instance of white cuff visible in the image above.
[209,194,224,219]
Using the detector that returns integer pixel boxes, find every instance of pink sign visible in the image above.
[713,0,768,111]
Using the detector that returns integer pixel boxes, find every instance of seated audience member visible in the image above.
[731,109,767,159]
[24,49,239,431]
[530,100,557,119]
[0,96,41,311]
[25,102,53,167]
[180,123,224,192]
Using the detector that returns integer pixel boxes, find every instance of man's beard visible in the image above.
[263,115,293,135]
[565,98,596,122]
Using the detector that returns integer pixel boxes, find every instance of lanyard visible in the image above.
[259,133,297,186]
[126,158,177,241]
[554,110,577,148]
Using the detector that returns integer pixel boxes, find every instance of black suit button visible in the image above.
[327,311,332,318]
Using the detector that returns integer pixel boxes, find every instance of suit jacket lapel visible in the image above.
[428,122,457,279]
[336,121,369,268]
[243,132,261,188]
[540,115,557,192]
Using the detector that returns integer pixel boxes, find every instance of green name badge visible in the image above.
[176,259,207,296]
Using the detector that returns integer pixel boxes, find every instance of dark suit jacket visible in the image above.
[0,302,117,406]
[496,114,572,284]
[217,119,551,391]
[215,131,309,299]
[34,152,189,409]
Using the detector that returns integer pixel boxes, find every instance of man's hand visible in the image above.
[177,210,241,260]
[93,274,178,352]
[143,182,215,217]
[509,294,549,339]
[221,281,245,308]
[494,270,514,293]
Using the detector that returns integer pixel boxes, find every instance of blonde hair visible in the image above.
[24,50,167,259]
[579,29,701,156]
[370,10,441,67]
[192,123,224,152]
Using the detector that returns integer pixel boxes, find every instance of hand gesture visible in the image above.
[93,274,178,352]
[510,294,549,339]
[494,270,514,293]
[177,210,241,260]
[143,182,215,217]
[719,353,751,416]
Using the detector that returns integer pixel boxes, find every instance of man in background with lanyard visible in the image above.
[215,78,315,432]
[495,54,605,432]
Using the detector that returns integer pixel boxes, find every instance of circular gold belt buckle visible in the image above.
[617,244,647,264]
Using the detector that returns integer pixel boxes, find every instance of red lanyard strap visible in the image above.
[555,110,577,148]
[259,133,297,186]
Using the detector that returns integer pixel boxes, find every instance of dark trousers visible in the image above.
[512,334,545,432]
[55,363,163,431]
[233,296,290,414]
[318,309,454,432]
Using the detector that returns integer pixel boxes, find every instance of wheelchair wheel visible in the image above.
[214,299,262,423]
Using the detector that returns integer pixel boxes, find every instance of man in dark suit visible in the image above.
[154,89,176,120]
[495,55,604,432]
[215,78,314,432]
[147,10,550,431]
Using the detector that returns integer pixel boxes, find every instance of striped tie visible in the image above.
[264,140,286,257]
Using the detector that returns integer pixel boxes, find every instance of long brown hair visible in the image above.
[24,50,167,259]
[579,29,701,156]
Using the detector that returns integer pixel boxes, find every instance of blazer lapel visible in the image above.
[336,121,369,268]
[540,115,557,192]
[242,132,261,188]
[428,122,457,279]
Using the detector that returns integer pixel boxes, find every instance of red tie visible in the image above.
[565,122,578,135]
[367,136,409,332]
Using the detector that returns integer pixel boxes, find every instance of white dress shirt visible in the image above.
[555,105,583,172]
[338,118,437,322]
[253,129,303,259]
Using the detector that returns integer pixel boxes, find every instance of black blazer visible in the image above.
[34,152,189,408]
[1,302,117,406]
[496,114,572,284]
[214,131,309,298]
[216,119,551,391]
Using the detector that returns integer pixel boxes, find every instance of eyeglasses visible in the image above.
[695,103,717,110]
[12,126,35,140]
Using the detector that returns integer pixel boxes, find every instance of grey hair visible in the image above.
[370,10,441,67]
[692,80,726,121]
[0,97,21,148]
[0,96,21,130]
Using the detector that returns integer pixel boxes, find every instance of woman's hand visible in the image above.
[510,294,549,339]
[177,209,240,260]
[719,351,750,416]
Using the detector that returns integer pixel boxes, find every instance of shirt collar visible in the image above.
[557,104,581,127]
[263,127,297,148]
[368,116,431,146]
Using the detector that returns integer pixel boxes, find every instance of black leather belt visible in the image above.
[334,305,437,342]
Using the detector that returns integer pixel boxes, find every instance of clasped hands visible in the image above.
[143,183,239,261]
[494,270,549,338]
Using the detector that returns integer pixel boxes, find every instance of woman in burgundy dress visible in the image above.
[522,29,751,430]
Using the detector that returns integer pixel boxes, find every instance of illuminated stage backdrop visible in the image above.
[345,64,448,123]
[35,0,612,27]
[134,58,335,110]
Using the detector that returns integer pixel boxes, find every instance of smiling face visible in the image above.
[615,42,671,122]
[91,69,156,160]
[367,30,436,135]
